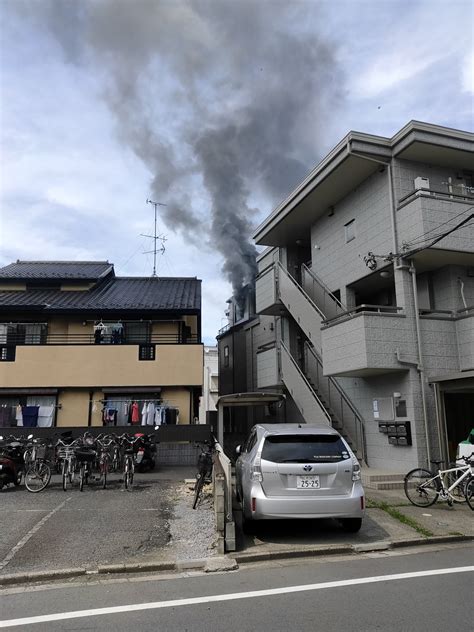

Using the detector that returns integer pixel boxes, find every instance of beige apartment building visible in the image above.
[0,261,203,429]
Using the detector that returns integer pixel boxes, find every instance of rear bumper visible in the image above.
[245,482,365,520]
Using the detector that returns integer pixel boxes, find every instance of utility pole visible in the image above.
[142,199,167,277]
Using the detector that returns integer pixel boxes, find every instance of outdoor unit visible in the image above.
[414,176,430,191]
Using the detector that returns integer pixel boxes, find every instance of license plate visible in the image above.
[296,475,320,489]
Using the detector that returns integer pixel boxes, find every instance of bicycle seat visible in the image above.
[430,460,443,467]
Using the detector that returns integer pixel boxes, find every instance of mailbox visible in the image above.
[385,422,412,446]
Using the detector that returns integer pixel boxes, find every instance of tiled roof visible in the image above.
[0,277,201,312]
[0,261,113,280]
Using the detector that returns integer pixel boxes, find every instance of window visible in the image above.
[262,434,350,463]
[345,219,356,243]
[223,345,229,368]
[138,344,155,361]
[0,346,16,361]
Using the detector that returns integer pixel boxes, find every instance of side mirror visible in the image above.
[235,445,241,456]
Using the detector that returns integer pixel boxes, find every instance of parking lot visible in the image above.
[0,467,218,576]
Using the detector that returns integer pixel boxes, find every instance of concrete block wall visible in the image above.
[156,442,200,466]
[336,371,427,471]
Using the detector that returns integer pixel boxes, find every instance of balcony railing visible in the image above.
[0,332,200,345]
[398,187,474,208]
[322,304,403,327]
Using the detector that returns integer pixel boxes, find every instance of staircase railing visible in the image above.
[304,342,367,464]
[301,263,348,320]
[279,340,331,425]
[276,262,324,352]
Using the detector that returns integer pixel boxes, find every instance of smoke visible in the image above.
[11,0,344,300]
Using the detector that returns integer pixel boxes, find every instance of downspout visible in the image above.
[408,261,432,466]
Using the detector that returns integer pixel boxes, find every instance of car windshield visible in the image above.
[261,434,350,463]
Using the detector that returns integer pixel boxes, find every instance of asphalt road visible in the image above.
[0,543,472,630]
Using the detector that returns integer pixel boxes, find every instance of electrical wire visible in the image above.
[403,213,474,257]
[400,205,474,249]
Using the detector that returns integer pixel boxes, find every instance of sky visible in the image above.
[0,0,473,345]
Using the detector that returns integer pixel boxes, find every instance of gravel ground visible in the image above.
[167,482,218,560]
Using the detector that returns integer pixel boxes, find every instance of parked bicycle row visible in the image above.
[0,430,158,493]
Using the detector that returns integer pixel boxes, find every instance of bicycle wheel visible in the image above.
[404,468,439,507]
[25,462,51,493]
[445,469,467,503]
[62,459,68,491]
[193,474,205,509]
[465,476,474,510]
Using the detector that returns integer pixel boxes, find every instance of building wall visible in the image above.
[0,344,203,388]
[310,168,393,293]
[198,346,218,424]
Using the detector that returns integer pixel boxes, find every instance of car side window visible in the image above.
[242,430,255,453]
[246,431,257,453]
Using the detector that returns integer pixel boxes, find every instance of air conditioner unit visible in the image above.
[414,177,430,190]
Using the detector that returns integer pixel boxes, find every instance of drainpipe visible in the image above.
[409,261,432,466]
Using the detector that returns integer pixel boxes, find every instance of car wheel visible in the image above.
[340,518,362,533]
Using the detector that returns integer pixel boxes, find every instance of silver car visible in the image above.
[235,423,365,533]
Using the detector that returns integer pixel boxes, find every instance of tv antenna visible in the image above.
[142,199,168,277]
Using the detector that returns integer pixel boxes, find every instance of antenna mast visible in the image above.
[142,199,167,277]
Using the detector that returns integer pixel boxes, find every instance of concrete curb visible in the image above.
[0,535,471,587]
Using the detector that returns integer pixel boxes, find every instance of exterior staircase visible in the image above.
[275,262,367,463]
[361,469,406,490]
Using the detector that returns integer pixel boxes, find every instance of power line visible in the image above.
[401,205,474,249]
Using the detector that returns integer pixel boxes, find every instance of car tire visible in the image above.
[340,518,362,533]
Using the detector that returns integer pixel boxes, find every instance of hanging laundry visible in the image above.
[131,401,140,424]
[141,402,148,426]
[22,405,39,428]
[37,405,54,428]
[146,402,156,426]
[154,406,163,426]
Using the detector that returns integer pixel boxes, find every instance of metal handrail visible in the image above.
[279,340,332,425]
[301,263,348,314]
[304,342,367,463]
[398,187,474,206]
[276,262,326,319]
[322,304,403,326]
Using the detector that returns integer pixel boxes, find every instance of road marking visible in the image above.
[0,565,472,628]
[0,498,71,572]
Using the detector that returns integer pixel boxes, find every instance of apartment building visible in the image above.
[198,346,219,427]
[0,261,203,428]
[253,121,473,471]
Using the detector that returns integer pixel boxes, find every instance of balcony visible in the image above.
[0,343,204,388]
[397,189,473,256]
[255,263,282,315]
[256,343,281,389]
[321,306,412,377]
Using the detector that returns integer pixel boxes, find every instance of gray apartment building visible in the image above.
[222,121,473,473]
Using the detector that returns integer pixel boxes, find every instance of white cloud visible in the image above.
[461,50,474,94]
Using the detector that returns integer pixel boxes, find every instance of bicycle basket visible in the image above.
[74,448,97,462]
[35,445,47,460]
